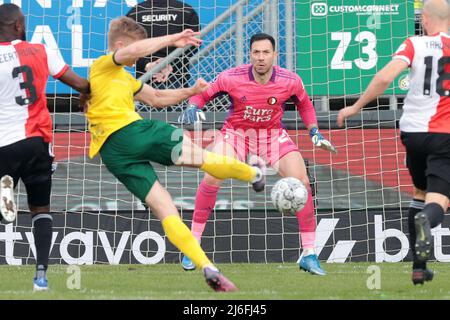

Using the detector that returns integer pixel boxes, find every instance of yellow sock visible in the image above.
[162,215,211,269]
[200,151,257,182]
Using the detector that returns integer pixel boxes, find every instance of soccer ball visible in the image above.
[271,177,309,215]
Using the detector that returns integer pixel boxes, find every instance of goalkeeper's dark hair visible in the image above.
[250,33,276,50]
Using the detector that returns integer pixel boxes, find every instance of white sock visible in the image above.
[203,264,219,272]
[252,167,262,183]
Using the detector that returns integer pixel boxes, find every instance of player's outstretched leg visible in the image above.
[0,175,17,223]
[168,214,237,291]
[198,151,265,192]
[175,137,266,192]
[146,182,238,292]
[164,215,237,291]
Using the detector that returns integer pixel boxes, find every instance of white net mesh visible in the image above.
[2,0,449,266]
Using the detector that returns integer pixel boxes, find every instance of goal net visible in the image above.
[1,0,449,266]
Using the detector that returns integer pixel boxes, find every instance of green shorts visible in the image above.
[100,119,184,202]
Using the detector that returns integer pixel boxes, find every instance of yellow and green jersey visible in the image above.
[87,53,144,158]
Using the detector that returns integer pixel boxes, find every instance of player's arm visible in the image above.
[45,45,90,111]
[58,69,90,94]
[114,29,202,66]
[178,73,227,124]
[45,46,89,93]
[293,77,337,154]
[58,69,90,112]
[337,59,408,127]
[134,78,209,108]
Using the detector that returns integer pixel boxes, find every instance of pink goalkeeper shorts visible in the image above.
[214,126,299,166]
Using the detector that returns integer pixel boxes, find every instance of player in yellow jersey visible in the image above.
[86,17,266,292]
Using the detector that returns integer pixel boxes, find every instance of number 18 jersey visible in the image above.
[393,32,450,134]
[0,40,68,147]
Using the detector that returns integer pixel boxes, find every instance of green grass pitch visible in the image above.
[1,263,449,300]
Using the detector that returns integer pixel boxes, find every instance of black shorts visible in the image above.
[400,132,450,199]
[0,137,54,207]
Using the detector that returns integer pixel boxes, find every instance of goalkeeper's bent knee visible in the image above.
[200,151,256,182]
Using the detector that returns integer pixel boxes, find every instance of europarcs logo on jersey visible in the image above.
[311,3,401,17]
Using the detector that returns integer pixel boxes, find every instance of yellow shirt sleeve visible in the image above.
[96,52,143,95]
[93,52,122,73]
[130,74,144,96]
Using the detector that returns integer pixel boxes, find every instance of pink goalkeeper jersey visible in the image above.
[189,64,317,130]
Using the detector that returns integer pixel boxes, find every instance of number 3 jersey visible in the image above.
[393,32,450,134]
[0,40,68,147]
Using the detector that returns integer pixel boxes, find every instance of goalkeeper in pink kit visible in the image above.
[179,33,336,275]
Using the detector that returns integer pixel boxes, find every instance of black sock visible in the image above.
[422,203,445,228]
[408,199,425,270]
[32,213,53,273]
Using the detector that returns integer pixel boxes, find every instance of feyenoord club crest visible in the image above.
[267,97,277,105]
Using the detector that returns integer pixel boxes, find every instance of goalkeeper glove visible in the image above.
[309,127,337,154]
[178,104,206,125]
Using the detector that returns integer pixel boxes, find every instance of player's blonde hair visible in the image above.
[108,16,147,46]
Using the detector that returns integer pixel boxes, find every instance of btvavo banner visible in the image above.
[1,209,449,265]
